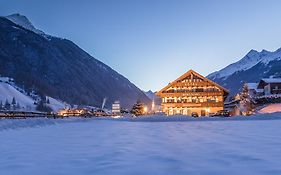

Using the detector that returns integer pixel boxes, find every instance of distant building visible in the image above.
[231,77,281,116]
[244,83,263,97]
[57,109,88,116]
[156,70,229,116]
[257,78,281,95]
[112,101,121,114]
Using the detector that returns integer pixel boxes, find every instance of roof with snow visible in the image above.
[261,78,281,83]
[246,83,258,90]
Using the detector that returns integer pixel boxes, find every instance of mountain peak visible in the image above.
[207,47,281,80]
[248,49,258,54]
[5,13,45,35]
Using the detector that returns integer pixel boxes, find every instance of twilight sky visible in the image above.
[1,0,281,91]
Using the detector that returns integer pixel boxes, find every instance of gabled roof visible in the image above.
[156,69,229,96]
[261,78,281,84]
[257,78,281,89]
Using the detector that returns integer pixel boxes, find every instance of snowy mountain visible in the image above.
[5,13,45,36]
[207,48,281,97]
[144,90,157,100]
[0,14,151,108]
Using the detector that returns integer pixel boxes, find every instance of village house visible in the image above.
[156,70,229,116]
[257,78,281,95]
[226,77,281,116]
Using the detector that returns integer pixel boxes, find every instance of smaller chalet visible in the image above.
[257,78,281,95]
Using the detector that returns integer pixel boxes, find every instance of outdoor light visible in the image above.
[143,106,148,113]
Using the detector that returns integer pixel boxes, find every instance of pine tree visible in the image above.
[11,97,16,106]
[36,98,52,112]
[46,98,50,104]
[0,101,3,110]
[11,97,16,110]
[239,84,255,116]
[4,99,10,110]
[16,102,20,110]
[131,100,146,116]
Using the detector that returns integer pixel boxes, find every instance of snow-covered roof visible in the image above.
[261,78,281,83]
[246,83,258,90]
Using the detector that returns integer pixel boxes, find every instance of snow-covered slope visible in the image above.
[0,82,35,110]
[208,49,281,79]
[5,13,45,35]
[0,80,67,112]
[46,96,68,112]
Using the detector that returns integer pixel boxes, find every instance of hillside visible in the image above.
[0,14,150,109]
[0,81,35,111]
[0,78,66,112]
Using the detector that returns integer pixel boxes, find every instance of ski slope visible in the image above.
[0,81,67,112]
[0,82,35,110]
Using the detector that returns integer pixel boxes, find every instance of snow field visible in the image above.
[1,113,281,174]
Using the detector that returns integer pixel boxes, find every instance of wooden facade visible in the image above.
[156,70,229,116]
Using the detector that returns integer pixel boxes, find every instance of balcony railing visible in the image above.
[173,81,215,87]
[162,102,224,107]
[160,91,224,97]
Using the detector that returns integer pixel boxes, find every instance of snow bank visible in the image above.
[0,118,82,131]
[96,113,281,122]
[259,103,281,114]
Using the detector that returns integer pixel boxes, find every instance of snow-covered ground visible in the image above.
[1,114,281,175]
[259,103,281,114]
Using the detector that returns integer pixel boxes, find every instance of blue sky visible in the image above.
[1,0,281,91]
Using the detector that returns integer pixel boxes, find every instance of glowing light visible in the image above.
[143,106,148,113]
[152,100,155,111]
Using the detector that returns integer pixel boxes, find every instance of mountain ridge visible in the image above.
[207,48,281,97]
[0,14,151,108]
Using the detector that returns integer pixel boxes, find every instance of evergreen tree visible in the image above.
[46,98,50,104]
[36,99,52,112]
[4,99,10,110]
[11,97,16,110]
[239,84,255,116]
[0,101,3,110]
[42,96,47,103]
[16,102,20,110]
[11,97,16,105]
[131,100,146,116]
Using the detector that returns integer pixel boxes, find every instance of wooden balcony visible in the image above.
[162,102,224,108]
[160,91,224,97]
[173,81,214,87]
